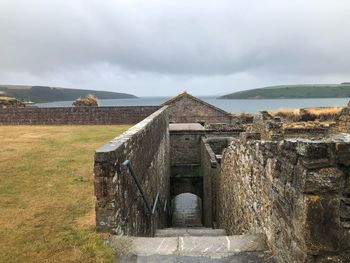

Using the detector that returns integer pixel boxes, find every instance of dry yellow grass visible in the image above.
[305,107,342,115]
[0,125,130,263]
[269,108,300,117]
[269,106,342,121]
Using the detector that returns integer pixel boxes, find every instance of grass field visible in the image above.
[0,125,130,263]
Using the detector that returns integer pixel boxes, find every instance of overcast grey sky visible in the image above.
[0,0,350,96]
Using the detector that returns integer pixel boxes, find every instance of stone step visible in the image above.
[110,234,274,262]
[155,227,227,237]
[117,252,274,263]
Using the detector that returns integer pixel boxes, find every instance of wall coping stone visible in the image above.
[96,106,168,154]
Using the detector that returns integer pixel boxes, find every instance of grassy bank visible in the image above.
[219,83,350,99]
[0,125,130,263]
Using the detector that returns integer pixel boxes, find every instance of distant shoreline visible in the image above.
[218,96,350,100]
[219,84,350,100]
[34,97,349,114]
[0,85,137,103]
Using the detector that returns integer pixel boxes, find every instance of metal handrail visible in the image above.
[117,160,167,216]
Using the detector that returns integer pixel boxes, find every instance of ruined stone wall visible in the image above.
[203,136,234,155]
[284,127,329,140]
[250,112,283,140]
[201,138,220,227]
[94,106,170,236]
[0,106,160,125]
[166,96,232,124]
[336,107,350,133]
[218,138,350,262]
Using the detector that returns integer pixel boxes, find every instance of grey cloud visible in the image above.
[0,0,349,95]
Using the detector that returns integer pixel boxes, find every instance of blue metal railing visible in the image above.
[117,160,167,216]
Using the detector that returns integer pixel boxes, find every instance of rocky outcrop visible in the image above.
[0,96,25,108]
[72,94,99,107]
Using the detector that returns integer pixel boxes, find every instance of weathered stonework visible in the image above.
[169,125,205,227]
[336,107,350,133]
[170,131,204,166]
[162,92,233,124]
[87,93,350,262]
[0,106,159,125]
[250,111,334,140]
[200,138,221,227]
[94,106,170,236]
[218,137,350,262]
[169,123,235,228]
[284,127,329,139]
[250,111,283,140]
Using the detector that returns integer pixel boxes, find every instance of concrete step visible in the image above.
[155,227,227,237]
[110,234,274,262]
[117,252,274,262]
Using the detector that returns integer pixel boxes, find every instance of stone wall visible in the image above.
[250,112,283,140]
[218,137,350,262]
[170,131,205,166]
[169,130,204,213]
[284,127,329,139]
[201,138,221,227]
[0,106,160,125]
[203,136,234,155]
[165,95,233,124]
[94,106,170,236]
[336,106,350,133]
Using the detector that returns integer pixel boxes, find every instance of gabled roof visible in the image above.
[161,92,231,116]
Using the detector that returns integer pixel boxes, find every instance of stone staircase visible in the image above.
[112,228,274,262]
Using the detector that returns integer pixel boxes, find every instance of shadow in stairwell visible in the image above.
[171,193,202,227]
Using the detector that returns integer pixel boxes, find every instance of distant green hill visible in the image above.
[219,84,350,99]
[0,85,137,103]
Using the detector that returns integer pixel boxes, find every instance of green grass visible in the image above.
[0,125,130,263]
[219,83,350,99]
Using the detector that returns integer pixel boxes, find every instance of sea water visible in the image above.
[35,97,349,114]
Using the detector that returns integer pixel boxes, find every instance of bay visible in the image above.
[35,96,350,114]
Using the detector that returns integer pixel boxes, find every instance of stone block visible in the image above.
[345,176,350,196]
[292,194,307,242]
[305,195,340,253]
[334,143,350,166]
[299,167,344,194]
[296,141,329,159]
[314,255,347,263]
[340,198,350,220]
[279,161,295,183]
[300,158,331,169]
[340,226,350,251]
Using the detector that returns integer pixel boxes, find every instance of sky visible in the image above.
[0,0,350,97]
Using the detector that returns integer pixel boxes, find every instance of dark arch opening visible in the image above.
[170,176,203,201]
[171,193,202,227]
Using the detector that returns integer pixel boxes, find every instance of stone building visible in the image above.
[161,91,234,124]
[94,93,350,262]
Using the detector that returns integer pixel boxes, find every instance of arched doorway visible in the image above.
[171,193,202,227]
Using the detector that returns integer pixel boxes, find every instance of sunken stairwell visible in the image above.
[94,93,350,262]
